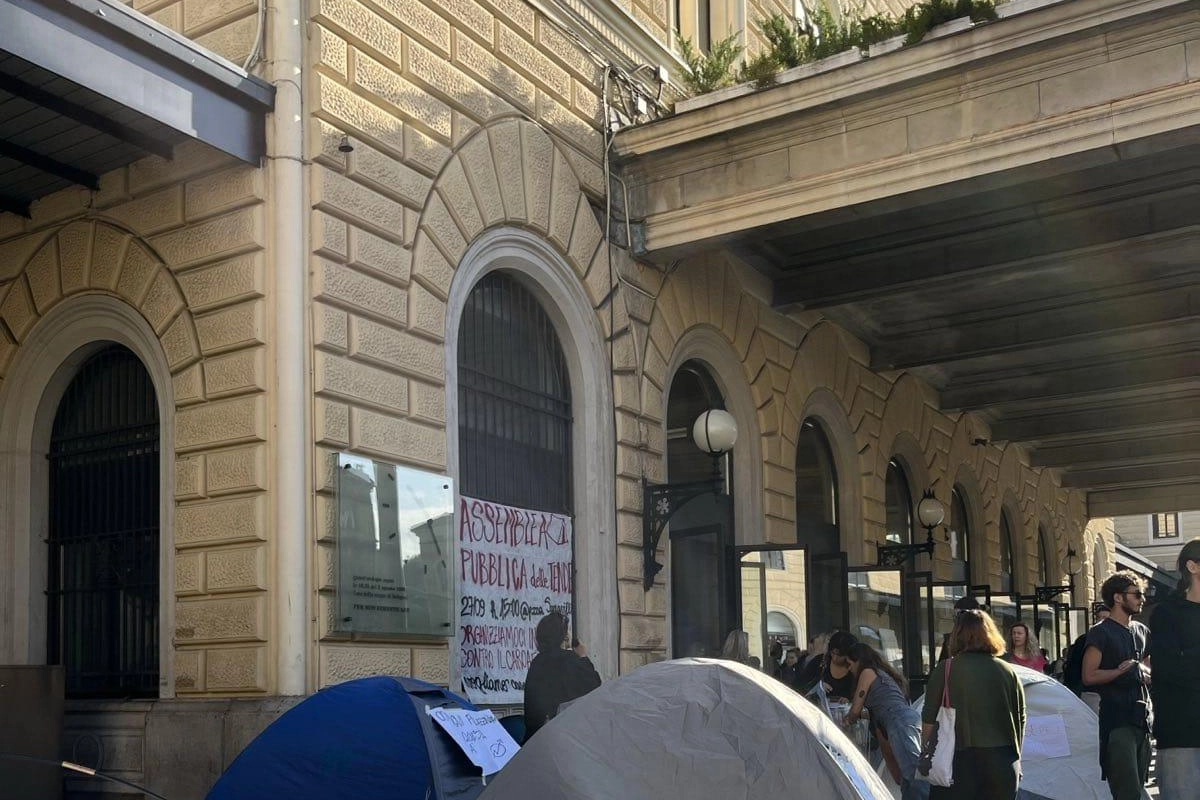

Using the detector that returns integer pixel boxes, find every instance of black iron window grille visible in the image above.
[458,273,573,516]
[47,345,159,698]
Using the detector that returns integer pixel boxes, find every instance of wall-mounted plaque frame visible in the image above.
[334,453,454,637]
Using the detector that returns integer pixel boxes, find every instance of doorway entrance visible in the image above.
[47,344,159,698]
[667,361,736,658]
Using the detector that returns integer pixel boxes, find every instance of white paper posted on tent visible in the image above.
[1024,714,1070,759]
[427,706,520,775]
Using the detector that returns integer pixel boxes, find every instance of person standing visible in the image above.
[1082,572,1153,800]
[921,610,1026,800]
[1003,622,1048,673]
[523,612,601,740]
[1148,538,1200,800]
[845,642,929,800]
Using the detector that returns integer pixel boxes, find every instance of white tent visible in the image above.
[480,658,892,800]
[902,664,1106,800]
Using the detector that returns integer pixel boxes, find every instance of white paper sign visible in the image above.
[456,496,573,704]
[427,707,520,775]
[1023,714,1071,759]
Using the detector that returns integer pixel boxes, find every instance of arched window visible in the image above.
[795,419,838,555]
[48,345,159,697]
[885,460,913,545]
[1000,510,1016,593]
[948,487,971,583]
[767,611,798,648]
[1038,527,1052,587]
[457,272,572,514]
[667,360,732,658]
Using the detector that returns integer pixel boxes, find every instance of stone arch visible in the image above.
[946,414,990,582]
[796,388,865,561]
[998,488,1028,594]
[951,462,988,585]
[0,221,200,691]
[0,221,201,382]
[410,117,622,334]
[423,119,622,679]
[869,374,940,549]
[774,323,867,559]
[661,325,765,546]
[641,255,769,429]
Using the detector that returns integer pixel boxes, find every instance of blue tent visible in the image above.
[208,677,487,800]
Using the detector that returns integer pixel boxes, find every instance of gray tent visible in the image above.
[901,664,1106,800]
[481,658,892,800]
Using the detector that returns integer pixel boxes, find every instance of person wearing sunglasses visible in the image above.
[1082,571,1153,800]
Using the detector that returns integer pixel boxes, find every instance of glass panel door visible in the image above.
[1068,606,1089,643]
[847,567,905,679]
[672,523,728,659]
[809,551,848,641]
[930,583,967,665]
[737,546,808,672]
[991,594,1019,643]
[906,571,935,694]
[740,554,768,668]
[1054,603,1071,668]
[1034,600,1055,666]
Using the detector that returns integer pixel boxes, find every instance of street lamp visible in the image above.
[642,409,737,590]
[878,489,944,568]
[1035,547,1081,603]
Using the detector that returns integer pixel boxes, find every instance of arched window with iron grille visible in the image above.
[47,344,159,697]
[457,272,573,516]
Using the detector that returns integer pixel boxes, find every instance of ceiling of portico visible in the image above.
[616,0,1200,519]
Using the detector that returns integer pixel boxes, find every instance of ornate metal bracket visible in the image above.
[642,476,724,590]
[876,537,936,568]
[1034,584,1073,604]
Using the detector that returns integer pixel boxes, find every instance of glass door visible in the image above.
[809,551,849,640]
[736,546,809,672]
[1068,605,1089,643]
[905,571,935,696]
[847,567,906,680]
[672,519,735,658]
[991,594,1019,644]
[929,583,969,665]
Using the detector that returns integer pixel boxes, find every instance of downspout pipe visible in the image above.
[268,0,309,696]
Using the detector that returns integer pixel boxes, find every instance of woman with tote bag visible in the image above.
[921,610,1027,800]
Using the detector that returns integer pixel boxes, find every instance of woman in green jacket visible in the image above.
[922,610,1026,800]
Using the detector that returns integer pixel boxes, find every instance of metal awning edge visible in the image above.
[0,0,274,165]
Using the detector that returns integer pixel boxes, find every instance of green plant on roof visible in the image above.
[903,0,997,45]
[678,32,745,95]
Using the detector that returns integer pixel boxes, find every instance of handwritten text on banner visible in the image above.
[456,496,573,704]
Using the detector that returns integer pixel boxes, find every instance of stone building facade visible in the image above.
[0,0,1131,797]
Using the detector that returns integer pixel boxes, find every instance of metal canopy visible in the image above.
[748,139,1200,518]
[0,0,274,217]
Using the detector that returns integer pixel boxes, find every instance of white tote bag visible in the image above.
[918,657,957,787]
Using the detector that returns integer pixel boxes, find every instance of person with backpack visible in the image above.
[1064,604,1110,705]
[1148,538,1200,800]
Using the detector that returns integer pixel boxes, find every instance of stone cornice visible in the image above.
[644,80,1200,252]
[613,0,1193,159]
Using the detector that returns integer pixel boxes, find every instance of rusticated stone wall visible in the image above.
[0,140,272,696]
